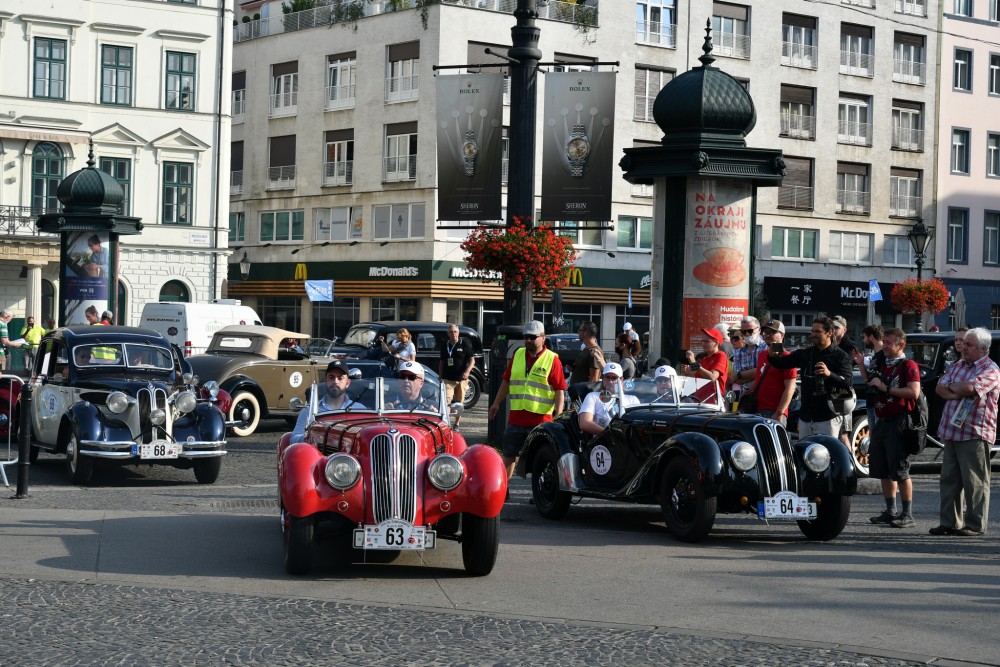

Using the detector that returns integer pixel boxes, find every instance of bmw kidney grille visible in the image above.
[752,423,798,496]
[369,432,417,523]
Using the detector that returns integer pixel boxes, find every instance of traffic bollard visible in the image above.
[15,381,32,499]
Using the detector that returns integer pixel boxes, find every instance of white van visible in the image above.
[139,300,262,356]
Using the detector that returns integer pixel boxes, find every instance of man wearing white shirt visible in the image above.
[579,362,640,435]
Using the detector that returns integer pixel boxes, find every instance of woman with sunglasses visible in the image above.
[380,328,415,368]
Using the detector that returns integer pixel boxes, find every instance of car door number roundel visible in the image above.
[38,388,62,419]
[289,372,303,388]
[590,445,612,475]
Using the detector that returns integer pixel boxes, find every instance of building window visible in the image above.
[162,162,192,224]
[781,14,817,69]
[371,298,420,322]
[777,156,814,209]
[101,45,133,105]
[840,24,874,77]
[312,298,360,342]
[386,41,419,103]
[617,216,653,250]
[988,133,1000,177]
[992,0,1000,21]
[258,297,301,332]
[889,169,921,218]
[838,95,872,145]
[837,163,871,214]
[31,142,64,212]
[779,86,815,139]
[553,54,597,73]
[159,280,190,302]
[947,208,968,263]
[501,130,509,185]
[324,129,354,187]
[893,33,925,85]
[951,129,971,174]
[99,157,131,215]
[892,100,924,151]
[634,66,674,122]
[33,37,67,99]
[552,220,604,247]
[829,232,874,263]
[232,71,246,123]
[953,0,972,16]
[711,3,751,59]
[231,140,244,196]
[954,49,972,91]
[991,55,1000,96]
[883,235,915,266]
[229,212,245,243]
[992,305,1000,330]
[985,211,1000,265]
[260,210,305,243]
[636,0,677,47]
[772,227,817,259]
[165,51,195,110]
[314,206,362,242]
[374,203,425,240]
[268,135,296,190]
[895,0,927,16]
[383,123,417,182]
[326,52,357,110]
[270,61,298,117]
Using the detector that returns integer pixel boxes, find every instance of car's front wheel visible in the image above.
[797,494,851,541]
[283,513,314,576]
[461,514,499,576]
[531,445,572,520]
[660,456,716,543]
[849,414,871,477]
[64,431,94,485]
[229,390,261,437]
[193,457,221,484]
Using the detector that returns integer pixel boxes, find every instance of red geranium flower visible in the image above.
[460,217,578,293]
[890,278,950,315]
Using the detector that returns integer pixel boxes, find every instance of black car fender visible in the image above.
[176,402,227,443]
[514,420,577,478]
[795,434,858,495]
[67,401,108,447]
[220,375,267,407]
[648,431,727,496]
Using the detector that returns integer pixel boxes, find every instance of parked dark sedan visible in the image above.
[515,376,858,542]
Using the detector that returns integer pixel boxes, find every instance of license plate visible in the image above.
[353,519,435,551]
[132,441,180,459]
[759,490,817,520]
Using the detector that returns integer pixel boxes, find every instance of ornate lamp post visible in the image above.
[239,251,251,281]
[906,218,932,332]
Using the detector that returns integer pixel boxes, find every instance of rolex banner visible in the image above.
[436,73,504,221]
[541,71,616,222]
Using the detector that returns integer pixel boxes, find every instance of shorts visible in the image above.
[868,416,911,481]
[442,378,469,405]
[798,416,843,439]
[839,411,853,437]
[501,424,533,458]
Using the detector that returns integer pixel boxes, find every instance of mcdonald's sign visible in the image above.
[294,263,308,281]
[566,267,584,286]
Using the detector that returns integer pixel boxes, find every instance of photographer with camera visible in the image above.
[768,317,854,439]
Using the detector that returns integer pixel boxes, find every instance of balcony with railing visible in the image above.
[893,59,926,85]
[636,20,677,48]
[383,155,416,182]
[892,125,924,151]
[837,189,871,214]
[890,193,921,218]
[502,157,509,185]
[230,170,243,196]
[840,50,874,77]
[838,120,872,146]
[385,75,418,103]
[777,185,814,209]
[233,90,245,123]
[325,83,356,111]
[780,113,816,140]
[894,0,926,15]
[781,42,817,69]
[0,206,61,238]
[269,91,297,117]
[323,161,353,186]
[267,165,296,190]
[714,32,751,59]
[234,0,598,43]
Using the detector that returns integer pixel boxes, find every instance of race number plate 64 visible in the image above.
[353,519,435,551]
[759,490,817,520]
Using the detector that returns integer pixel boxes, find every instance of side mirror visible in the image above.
[289,397,305,412]
[449,402,464,419]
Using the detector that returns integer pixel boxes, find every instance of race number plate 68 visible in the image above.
[133,441,180,459]
[353,519,434,551]
[759,490,817,520]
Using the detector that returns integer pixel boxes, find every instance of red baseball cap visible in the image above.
[700,328,725,346]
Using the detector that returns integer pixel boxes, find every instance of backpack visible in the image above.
[899,388,929,455]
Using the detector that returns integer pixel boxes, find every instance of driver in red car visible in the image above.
[386,361,438,412]
[291,360,363,441]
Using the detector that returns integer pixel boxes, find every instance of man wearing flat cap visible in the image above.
[290,360,362,441]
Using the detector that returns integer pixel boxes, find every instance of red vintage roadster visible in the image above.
[277,370,506,576]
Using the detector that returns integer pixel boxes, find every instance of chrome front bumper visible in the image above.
[79,440,227,459]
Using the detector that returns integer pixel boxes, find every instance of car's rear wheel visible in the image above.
[463,375,482,409]
[193,457,221,484]
[283,514,314,575]
[660,456,716,543]
[798,494,851,541]
[64,431,94,485]
[531,445,571,520]
[850,415,871,477]
[461,514,499,576]
[229,391,261,437]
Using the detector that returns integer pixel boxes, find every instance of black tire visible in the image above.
[660,456,716,543]
[229,390,261,437]
[849,414,871,477]
[28,445,40,463]
[65,431,94,485]
[461,514,500,576]
[463,375,482,409]
[193,457,222,484]
[283,514,314,575]
[798,494,851,541]
[531,445,572,520]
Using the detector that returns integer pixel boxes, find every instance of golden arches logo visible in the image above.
[566,267,583,286]
[294,263,308,280]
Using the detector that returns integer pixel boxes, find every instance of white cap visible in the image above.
[602,362,623,377]
[397,360,425,378]
[654,365,677,380]
[623,322,633,331]
[523,320,545,336]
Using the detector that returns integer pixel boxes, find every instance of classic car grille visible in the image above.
[753,423,798,496]
[369,432,417,524]
[138,386,169,444]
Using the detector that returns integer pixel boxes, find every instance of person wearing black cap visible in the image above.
[290,360,362,441]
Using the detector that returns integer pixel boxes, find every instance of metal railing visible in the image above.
[894,0,926,14]
[780,113,816,140]
[382,155,416,182]
[840,50,874,77]
[893,59,926,85]
[269,91,297,117]
[502,157,509,185]
[838,120,872,146]
[385,75,418,103]
[892,126,924,151]
[267,165,296,190]
[837,189,871,214]
[713,32,751,59]
[890,193,921,218]
[635,20,677,48]
[777,185,814,209]
[325,83,356,110]
[781,41,817,69]
[230,170,243,196]
[323,161,353,186]
[0,206,61,238]
[232,91,245,123]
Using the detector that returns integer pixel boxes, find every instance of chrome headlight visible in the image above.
[107,392,130,414]
[427,454,464,492]
[203,380,220,399]
[324,453,361,491]
[182,372,195,385]
[175,391,197,414]
[803,443,832,473]
[150,408,166,426]
[730,441,758,472]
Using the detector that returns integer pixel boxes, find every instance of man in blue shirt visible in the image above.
[291,360,362,441]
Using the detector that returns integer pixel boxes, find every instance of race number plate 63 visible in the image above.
[759,490,817,520]
[353,519,435,551]
[132,440,180,459]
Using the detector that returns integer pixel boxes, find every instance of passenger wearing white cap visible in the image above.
[579,362,640,435]
[652,365,678,402]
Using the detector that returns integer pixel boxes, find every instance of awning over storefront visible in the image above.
[0,124,90,145]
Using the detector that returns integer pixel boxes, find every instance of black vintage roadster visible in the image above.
[514,376,858,542]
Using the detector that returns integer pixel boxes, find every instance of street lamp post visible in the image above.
[906,218,932,332]
[239,251,251,281]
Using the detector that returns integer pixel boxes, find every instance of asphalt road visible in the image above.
[1,407,998,666]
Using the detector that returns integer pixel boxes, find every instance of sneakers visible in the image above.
[869,509,897,525]
[889,514,915,528]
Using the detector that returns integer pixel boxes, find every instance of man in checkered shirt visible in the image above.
[930,328,999,537]
[731,316,768,393]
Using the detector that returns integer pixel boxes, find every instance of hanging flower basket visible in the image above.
[890,278,950,315]
[460,220,577,294]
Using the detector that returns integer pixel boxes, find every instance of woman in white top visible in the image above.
[579,362,640,435]
[381,328,416,367]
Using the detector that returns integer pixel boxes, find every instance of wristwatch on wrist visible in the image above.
[566,124,591,177]
[462,130,478,177]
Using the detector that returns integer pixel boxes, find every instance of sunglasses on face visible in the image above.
[729,334,742,340]
[399,373,421,381]
[523,335,539,341]
[741,329,756,335]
